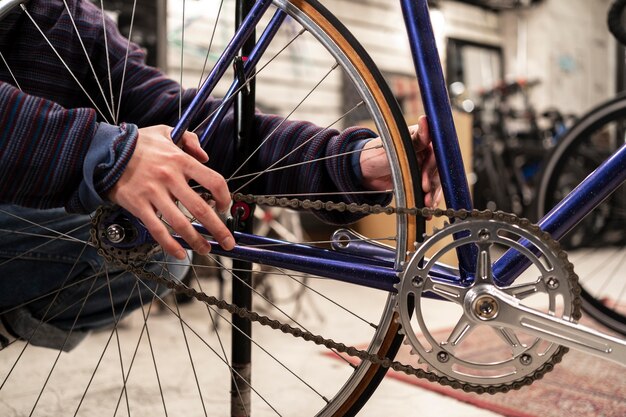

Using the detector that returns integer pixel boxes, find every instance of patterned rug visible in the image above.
[333,317,626,417]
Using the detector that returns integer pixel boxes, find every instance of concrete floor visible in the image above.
[0,245,622,417]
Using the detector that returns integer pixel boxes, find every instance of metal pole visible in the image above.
[231,0,256,415]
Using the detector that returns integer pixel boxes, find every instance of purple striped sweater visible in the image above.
[0,0,387,223]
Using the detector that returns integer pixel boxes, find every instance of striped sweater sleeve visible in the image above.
[0,81,91,209]
[0,81,138,212]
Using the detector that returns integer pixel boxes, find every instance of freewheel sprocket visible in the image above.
[396,216,580,388]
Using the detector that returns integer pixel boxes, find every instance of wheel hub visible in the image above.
[472,294,499,320]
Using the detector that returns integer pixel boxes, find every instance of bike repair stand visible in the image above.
[230,1,256,415]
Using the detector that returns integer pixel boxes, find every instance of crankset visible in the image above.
[396,216,626,388]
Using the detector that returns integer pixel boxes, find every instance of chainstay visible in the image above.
[92,195,582,395]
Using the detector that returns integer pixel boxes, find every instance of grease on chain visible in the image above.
[92,193,582,395]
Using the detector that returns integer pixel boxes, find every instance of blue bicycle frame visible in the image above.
[165,0,626,293]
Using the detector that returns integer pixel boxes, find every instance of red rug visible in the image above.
[332,318,626,417]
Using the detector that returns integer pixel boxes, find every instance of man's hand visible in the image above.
[108,125,235,259]
[360,116,442,208]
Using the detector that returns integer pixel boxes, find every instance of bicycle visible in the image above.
[0,0,625,416]
[470,79,576,218]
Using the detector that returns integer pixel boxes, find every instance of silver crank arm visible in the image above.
[466,285,626,366]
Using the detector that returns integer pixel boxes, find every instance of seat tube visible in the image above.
[400,0,476,277]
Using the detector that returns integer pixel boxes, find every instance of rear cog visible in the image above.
[396,216,580,390]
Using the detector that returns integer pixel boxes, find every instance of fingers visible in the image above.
[185,162,231,213]
[141,206,188,260]
[409,116,442,208]
[180,130,209,163]
[420,144,438,193]
[173,185,235,251]
[409,115,430,152]
[131,203,189,260]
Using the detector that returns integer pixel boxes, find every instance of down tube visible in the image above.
[400,0,476,275]
[493,142,626,285]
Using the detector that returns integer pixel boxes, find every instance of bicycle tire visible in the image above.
[0,0,424,415]
[536,93,626,336]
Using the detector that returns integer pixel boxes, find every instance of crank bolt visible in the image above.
[520,354,533,366]
[478,229,491,241]
[473,295,499,320]
[106,224,125,244]
[437,351,449,363]
[412,276,424,288]
[546,277,559,290]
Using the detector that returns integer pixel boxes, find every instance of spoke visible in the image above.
[0,272,104,317]
[149,255,387,333]
[233,101,365,194]
[595,245,626,297]
[72,278,139,417]
[445,316,474,351]
[0,223,91,269]
[134,278,284,416]
[0,214,82,239]
[161,257,208,417]
[0,228,90,245]
[19,4,111,123]
[209,257,332,400]
[28,275,99,416]
[0,208,90,244]
[502,280,541,300]
[227,63,340,182]
[228,145,375,182]
[475,243,493,283]
[186,259,247,417]
[0,51,22,90]
[105,266,132,417]
[424,279,468,305]
[191,28,307,134]
[61,0,116,122]
[211,257,372,370]
[179,0,186,119]
[115,0,138,124]
[197,190,394,198]
[197,0,225,90]
[496,327,526,355]
[0,244,93,392]
[211,257,306,331]
[275,267,377,329]
[98,0,116,119]
[115,281,168,417]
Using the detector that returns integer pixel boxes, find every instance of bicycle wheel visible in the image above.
[0,0,423,416]
[536,94,626,335]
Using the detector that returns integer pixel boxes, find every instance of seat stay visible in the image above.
[171,0,274,142]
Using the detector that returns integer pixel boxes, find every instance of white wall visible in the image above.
[500,0,615,115]
[165,0,617,125]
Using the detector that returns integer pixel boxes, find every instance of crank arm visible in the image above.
[466,285,626,366]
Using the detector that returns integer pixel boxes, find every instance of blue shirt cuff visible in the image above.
[77,123,138,213]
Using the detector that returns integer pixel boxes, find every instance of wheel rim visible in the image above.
[0,0,421,415]
[536,98,626,336]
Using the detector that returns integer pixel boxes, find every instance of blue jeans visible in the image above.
[0,205,188,351]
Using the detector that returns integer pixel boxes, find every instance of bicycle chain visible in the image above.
[91,193,582,395]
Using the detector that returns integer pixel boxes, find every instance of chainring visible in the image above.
[396,216,581,388]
